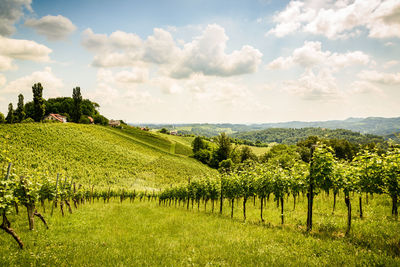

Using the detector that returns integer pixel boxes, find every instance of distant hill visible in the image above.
[136,116,400,137]
[254,117,400,136]
[231,128,386,145]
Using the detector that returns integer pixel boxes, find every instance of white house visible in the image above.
[44,113,67,123]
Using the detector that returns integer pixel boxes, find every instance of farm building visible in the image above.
[109,120,121,127]
[44,113,67,123]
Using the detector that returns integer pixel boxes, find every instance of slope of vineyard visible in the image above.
[0,123,215,188]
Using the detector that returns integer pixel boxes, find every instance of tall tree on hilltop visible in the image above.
[16,94,26,122]
[32,83,45,122]
[72,87,82,123]
[6,103,14,124]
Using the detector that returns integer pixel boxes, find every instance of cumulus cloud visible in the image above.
[283,69,343,100]
[82,24,262,78]
[357,70,400,84]
[0,36,52,71]
[1,67,64,96]
[268,0,400,39]
[143,28,180,64]
[268,41,370,71]
[24,15,76,41]
[0,0,32,36]
[170,24,262,78]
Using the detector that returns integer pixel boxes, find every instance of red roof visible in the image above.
[48,113,66,123]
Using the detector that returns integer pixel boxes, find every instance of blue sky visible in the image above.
[1,0,400,123]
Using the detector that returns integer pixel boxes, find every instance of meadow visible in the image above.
[0,194,399,266]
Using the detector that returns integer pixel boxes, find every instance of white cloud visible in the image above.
[1,67,64,96]
[82,24,262,77]
[357,70,400,84]
[283,69,343,100]
[0,0,32,36]
[350,80,383,94]
[268,41,369,71]
[114,67,148,84]
[268,0,400,39]
[24,15,76,41]
[0,36,52,70]
[81,28,109,51]
[170,24,262,78]
[143,28,180,64]
[152,77,183,95]
[267,1,315,37]
[384,60,399,69]
[92,68,158,107]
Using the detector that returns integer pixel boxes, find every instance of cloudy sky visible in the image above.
[0,0,399,123]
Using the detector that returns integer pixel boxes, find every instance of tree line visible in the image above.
[191,133,387,171]
[0,83,109,125]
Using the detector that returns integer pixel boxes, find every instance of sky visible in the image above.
[0,0,399,124]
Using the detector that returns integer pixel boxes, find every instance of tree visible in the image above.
[72,87,82,123]
[194,149,211,164]
[159,128,169,134]
[15,94,26,123]
[6,103,14,124]
[93,114,109,125]
[0,112,5,123]
[32,83,45,122]
[214,132,232,163]
[239,146,256,163]
[192,136,206,153]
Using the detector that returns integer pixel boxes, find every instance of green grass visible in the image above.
[1,194,399,266]
[0,123,215,188]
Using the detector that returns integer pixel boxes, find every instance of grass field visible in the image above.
[1,194,399,266]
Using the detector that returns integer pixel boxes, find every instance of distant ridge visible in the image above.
[133,116,400,137]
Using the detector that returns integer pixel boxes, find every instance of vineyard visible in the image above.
[0,123,215,188]
[1,123,400,265]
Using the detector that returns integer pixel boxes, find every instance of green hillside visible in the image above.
[0,123,215,189]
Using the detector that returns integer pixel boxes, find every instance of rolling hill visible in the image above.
[0,123,216,189]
